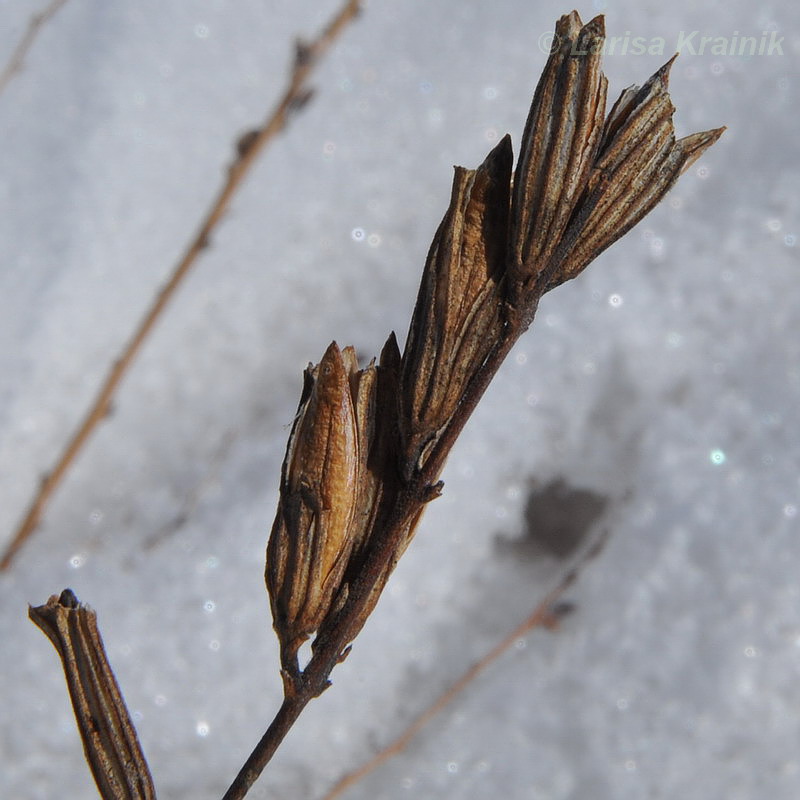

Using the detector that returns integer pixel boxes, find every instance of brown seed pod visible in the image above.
[399,136,512,481]
[266,341,361,662]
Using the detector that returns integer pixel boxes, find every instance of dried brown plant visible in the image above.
[30,10,723,800]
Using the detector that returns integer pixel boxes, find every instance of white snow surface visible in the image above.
[1,1,798,798]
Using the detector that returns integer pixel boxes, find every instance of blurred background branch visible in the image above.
[0,0,363,570]
[0,0,69,95]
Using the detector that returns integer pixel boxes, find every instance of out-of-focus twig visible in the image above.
[0,0,364,571]
[0,0,69,95]
[322,531,610,799]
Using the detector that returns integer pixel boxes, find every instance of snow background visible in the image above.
[1,0,797,798]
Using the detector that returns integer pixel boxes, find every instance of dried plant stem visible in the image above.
[1,0,363,571]
[221,695,311,800]
[223,487,426,798]
[0,0,69,95]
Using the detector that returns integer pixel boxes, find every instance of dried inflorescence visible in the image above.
[266,9,724,695]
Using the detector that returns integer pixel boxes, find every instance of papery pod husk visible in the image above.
[508,11,607,307]
[348,333,401,560]
[544,58,726,288]
[266,341,362,657]
[29,590,156,800]
[399,135,512,481]
[505,11,724,301]
[314,333,419,654]
[341,344,377,533]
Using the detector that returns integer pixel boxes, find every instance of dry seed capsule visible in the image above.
[266,341,360,658]
[399,137,511,481]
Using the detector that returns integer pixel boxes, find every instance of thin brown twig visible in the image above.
[0,0,69,95]
[0,0,364,571]
[322,534,608,800]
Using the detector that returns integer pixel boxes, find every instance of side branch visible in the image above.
[0,0,70,95]
[1,0,364,570]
